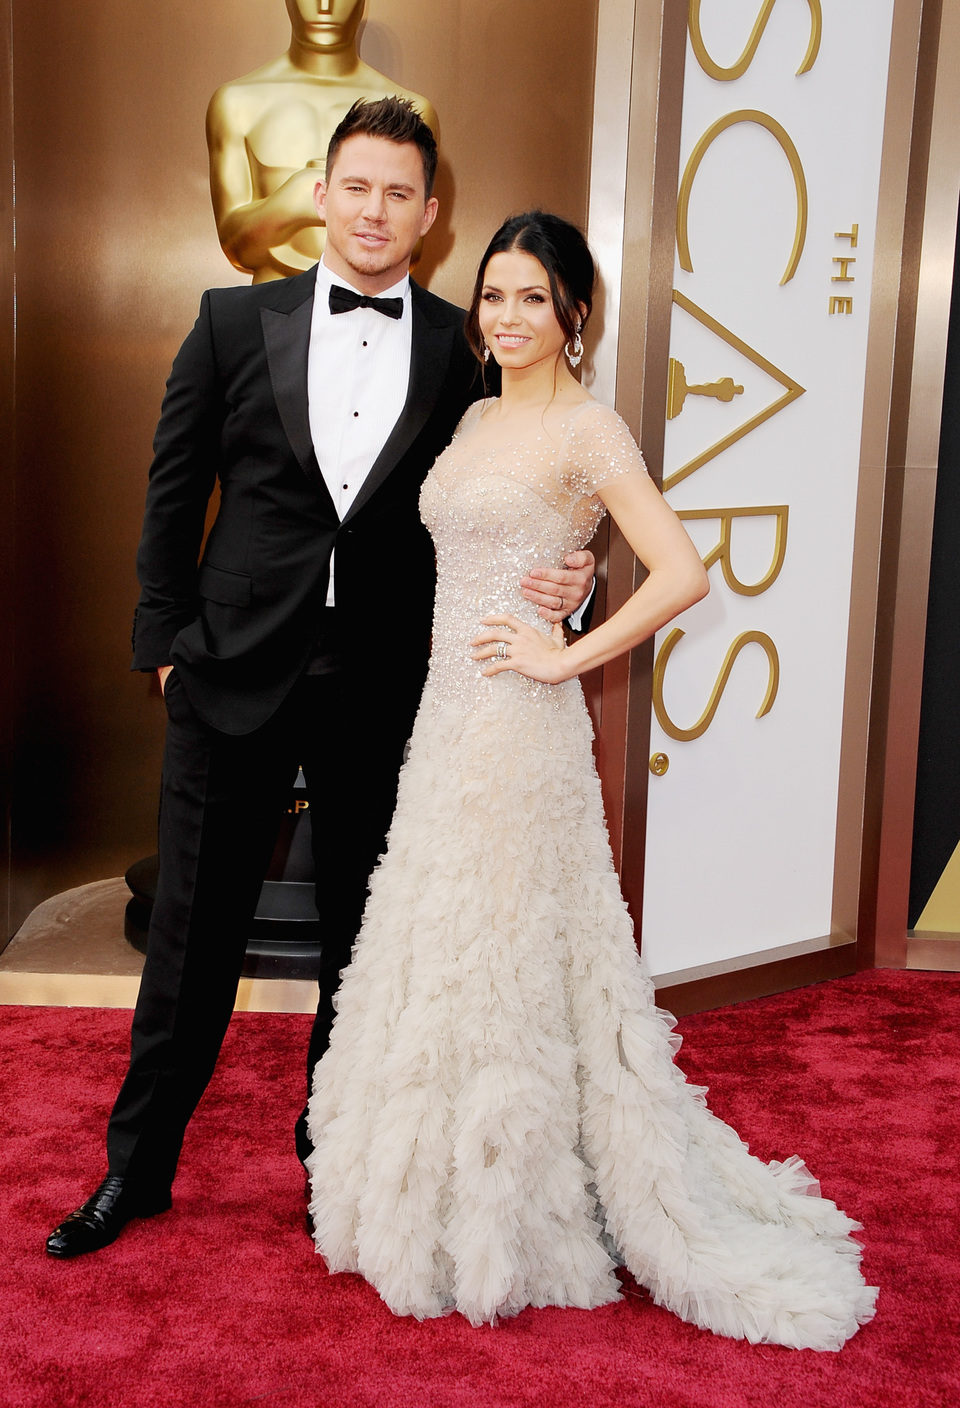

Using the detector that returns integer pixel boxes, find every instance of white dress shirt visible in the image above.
[308,258,413,606]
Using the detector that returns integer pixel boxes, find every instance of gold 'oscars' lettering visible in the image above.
[676,109,808,285]
[678,506,789,596]
[688,0,822,82]
[665,291,804,491]
[653,629,780,742]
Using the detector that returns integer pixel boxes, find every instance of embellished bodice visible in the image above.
[418,398,647,710]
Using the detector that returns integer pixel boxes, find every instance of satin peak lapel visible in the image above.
[261,294,332,506]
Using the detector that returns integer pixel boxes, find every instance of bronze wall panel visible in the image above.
[854,0,960,970]
[2,0,13,937]
[6,1,598,937]
[599,0,688,921]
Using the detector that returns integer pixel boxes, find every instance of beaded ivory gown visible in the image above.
[306,399,876,1348]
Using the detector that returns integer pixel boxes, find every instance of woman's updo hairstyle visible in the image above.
[464,210,596,365]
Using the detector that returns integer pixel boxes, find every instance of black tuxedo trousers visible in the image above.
[107,654,416,1191]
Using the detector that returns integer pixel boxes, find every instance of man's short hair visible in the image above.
[325,96,438,198]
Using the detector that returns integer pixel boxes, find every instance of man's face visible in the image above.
[286,0,363,49]
[316,135,438,294]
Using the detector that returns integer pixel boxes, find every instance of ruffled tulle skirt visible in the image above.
[306,674,877,1348]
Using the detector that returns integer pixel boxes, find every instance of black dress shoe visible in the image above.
[46,1175,172,1259]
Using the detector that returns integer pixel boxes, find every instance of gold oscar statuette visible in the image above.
[206,1,439,283]
[666,358,744,421]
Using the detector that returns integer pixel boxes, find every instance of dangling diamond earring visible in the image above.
[565,325,583,369]
[483,344,491,363]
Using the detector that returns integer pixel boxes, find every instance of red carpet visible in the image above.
[2,969,958,1408]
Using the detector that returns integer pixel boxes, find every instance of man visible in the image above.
[207,0,437,282]
[46,97,593,1258]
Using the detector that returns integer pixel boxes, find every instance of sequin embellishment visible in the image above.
[419,399,648,713]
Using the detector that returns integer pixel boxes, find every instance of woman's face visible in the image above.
[477,249,568,371]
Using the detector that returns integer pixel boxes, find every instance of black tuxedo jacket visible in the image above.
[132,267,486,737]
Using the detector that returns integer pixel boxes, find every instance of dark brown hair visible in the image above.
[325,96,438,198]
[464,211,596,363]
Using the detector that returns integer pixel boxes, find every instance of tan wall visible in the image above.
[4,0,598,936]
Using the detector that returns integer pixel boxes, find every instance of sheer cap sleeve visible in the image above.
[452,398,488,439]
[565,400,650,496]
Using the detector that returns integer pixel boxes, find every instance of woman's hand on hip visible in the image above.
[471,615,571,684]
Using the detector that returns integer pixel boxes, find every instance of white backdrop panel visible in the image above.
[640,0,896,976]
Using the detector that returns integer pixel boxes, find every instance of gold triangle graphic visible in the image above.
[916,836,960,931]
[664,290,805,492]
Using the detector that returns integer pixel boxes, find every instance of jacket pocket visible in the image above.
[198,562,252,606]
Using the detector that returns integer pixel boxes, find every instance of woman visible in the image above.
[306,212,877,1348]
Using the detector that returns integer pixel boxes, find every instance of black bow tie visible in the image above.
[328,284,404,320]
